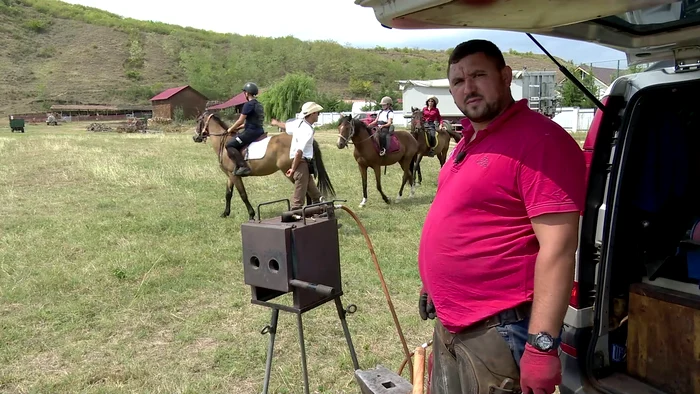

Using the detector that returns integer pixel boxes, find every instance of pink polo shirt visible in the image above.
[418,99,586,333]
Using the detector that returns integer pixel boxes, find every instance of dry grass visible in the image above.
[0,122,581,393]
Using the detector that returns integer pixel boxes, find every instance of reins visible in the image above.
[199,113,234,166]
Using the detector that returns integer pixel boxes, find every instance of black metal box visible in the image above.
[240,210,342,310]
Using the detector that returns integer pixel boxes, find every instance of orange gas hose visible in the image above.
[338,204,414,380]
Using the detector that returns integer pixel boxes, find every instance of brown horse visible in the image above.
[409,107,462,185]
[193,112,335,219]
[337,115,418,207]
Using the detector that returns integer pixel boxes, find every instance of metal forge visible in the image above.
[241,200,361,394]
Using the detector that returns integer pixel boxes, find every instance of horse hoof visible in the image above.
[221,212,229,218]
[395,196,402,202]
[359,198,367,208]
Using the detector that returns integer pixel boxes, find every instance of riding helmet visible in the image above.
[242,82,259,96]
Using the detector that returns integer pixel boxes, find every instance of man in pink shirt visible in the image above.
[418,39,586,394]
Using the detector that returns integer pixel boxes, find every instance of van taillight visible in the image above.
[569,281,580,309]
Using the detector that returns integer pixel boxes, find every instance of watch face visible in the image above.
[536,334,554,350]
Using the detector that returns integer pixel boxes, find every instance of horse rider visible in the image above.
[225,82,265,177]
[367,96,395,156]
[422,95,444,156]
[271,102,325,210]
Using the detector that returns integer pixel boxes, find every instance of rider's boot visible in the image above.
[227,147,252,177]
[380,132,390,157]
[427,129,436,156]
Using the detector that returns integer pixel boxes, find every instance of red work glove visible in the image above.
[519,343,561,394]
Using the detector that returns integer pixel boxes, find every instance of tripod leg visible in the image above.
[335,297,360,370]
[262,309,279,394]
[297,313,310,394]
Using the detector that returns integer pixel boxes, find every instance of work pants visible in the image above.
[291,159,321,210]
[430,305,531,394]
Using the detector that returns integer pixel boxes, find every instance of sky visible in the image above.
[62,0,630,69]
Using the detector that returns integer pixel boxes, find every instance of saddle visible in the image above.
[239,132,268,157]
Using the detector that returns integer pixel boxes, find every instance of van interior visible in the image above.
[591,80,700,394]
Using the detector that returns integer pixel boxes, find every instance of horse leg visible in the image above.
[417,161,422,185]
[222,175,235,218]
[397,156,416,201]
[413,154,424,187]
[372,165,390,204]
[232,175,256,220]
[359,164,369,208]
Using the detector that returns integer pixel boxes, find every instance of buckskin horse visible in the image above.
[193,112,335,219]
[409,107,462,185]
[337,115,418,207]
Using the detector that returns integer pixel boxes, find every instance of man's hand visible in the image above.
[519,343,561,394]
[418,287,435,320]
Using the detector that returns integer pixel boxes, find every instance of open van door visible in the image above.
[355,0,700,67]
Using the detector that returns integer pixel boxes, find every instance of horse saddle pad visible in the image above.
[242,133,271,161]
[370,129,401,154]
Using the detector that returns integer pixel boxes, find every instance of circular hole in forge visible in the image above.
[250,256,260,269]
[268,259,279,273]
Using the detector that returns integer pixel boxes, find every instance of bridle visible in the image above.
[195,113,234,165]
[337,117,375,146]
[411,110,425,134]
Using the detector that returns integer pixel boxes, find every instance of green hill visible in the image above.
[0,0,571,114]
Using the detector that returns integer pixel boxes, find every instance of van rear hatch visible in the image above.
[356,0,700,66]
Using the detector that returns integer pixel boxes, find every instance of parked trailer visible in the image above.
[9,117,25,133]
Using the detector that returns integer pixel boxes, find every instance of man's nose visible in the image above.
[462,78,477,96]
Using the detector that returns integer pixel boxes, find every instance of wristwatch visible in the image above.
[527,332,561,352]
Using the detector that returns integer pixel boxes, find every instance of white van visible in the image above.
[356,1,700,394]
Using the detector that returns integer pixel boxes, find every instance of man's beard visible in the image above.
[458,96,501,124]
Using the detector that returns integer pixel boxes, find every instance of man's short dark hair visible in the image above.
[447,39,506,77]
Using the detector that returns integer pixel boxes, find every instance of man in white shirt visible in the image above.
[366,96,395,156]
[272,102,324,210]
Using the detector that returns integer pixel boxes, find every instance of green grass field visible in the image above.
[0,122,582,393]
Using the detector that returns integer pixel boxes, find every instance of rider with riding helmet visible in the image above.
[225,82,265,177]
[366,96,395,156]
[422,95,444,156]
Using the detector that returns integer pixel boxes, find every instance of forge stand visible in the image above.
[256,293,361,394]
[241,200,361,394]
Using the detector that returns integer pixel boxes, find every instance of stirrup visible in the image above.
[379,148,386,156]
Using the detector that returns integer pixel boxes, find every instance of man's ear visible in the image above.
[502,65,513,86]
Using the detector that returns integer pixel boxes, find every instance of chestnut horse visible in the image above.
[409,107,462,185]
[193,112,335,219]
[337,115,418,207]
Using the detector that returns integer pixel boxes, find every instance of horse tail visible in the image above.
[312,140,336,199]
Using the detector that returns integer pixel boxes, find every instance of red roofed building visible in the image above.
[206,92,248,112]
[150,85,208,120]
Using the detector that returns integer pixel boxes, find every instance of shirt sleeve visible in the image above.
[436,108,442,124]
[517,129,587,219]
[387,111,394,120]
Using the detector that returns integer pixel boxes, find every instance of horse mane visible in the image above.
[207,113,230,131]
[340,115,364,130]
